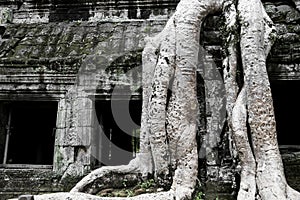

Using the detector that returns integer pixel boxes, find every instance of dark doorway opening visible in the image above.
[0,101,57,166]
[95,99,142,166]
[271,80,300,146]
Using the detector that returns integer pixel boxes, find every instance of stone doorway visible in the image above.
[94,99,142,167]
[271,80,300,146]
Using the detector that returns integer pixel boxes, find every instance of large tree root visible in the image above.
[70,161,140,194]
[231,88,256,200]
[223,0,300,199]
[238,0,288,199]
[26,191,174,200]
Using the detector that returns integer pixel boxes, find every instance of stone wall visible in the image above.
[0,20,165,199]
[0,20,165,98]
[0,0,178,23]
[0,0,300,199]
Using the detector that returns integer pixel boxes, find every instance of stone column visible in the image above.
[53,89,95,179]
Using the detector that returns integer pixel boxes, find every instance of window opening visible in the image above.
[2,105,11,165]
[0,101,58,166]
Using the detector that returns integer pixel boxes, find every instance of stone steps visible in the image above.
[0,169,65,200]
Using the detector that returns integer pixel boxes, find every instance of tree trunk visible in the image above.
[19,0,300,200]
[225,0,300,199]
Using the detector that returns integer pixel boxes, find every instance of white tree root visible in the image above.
[29,191,174,200]
[232,88,256,200]
[223,1,256,199]
[222,0,300,199]
[70,162,140,194]
[239,0,285,198]
[222,0,240,162]
[236,0,300,199]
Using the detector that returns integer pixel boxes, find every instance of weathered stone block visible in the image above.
[54,128,66,146]
[56,109,67,129]
[77,74,98,89]
[77,108,94,127]
[76,97,93,110]
[60,163,85,181]
[280,33,300,43]
[286,8,300,23]
[75,146,91,165]
[76,126,93,146]
[205,181,235,194]
[53,146,74,173]
[64,127,83,146]
[275,24,288,35]
[205,193,236,200]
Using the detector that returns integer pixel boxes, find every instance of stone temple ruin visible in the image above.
[0,0,300,199]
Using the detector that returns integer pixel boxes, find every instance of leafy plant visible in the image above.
[194,191,204,200]
[125,189,134,197]
[139,179,155,189]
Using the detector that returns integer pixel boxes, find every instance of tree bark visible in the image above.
[238,0,287,199]
[224,0,300,199]
[70,1,224,199]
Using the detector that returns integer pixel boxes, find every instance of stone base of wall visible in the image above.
[282,149,300,192]
[1,154,300,200]
[202,149,300,200]
[0,168,81,200]
[204,181,236,200]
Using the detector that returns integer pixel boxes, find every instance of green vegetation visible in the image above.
[194,191,205,200]
[98,179,158,197]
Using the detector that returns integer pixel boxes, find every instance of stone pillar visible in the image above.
[201,55,226,180]
[53,89,95,179]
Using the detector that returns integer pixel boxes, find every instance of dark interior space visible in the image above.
[95,99,141,166]
[0,102,9,163]
[0,101,57,165]
[49,0,90,22]
[271,80,300,146]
